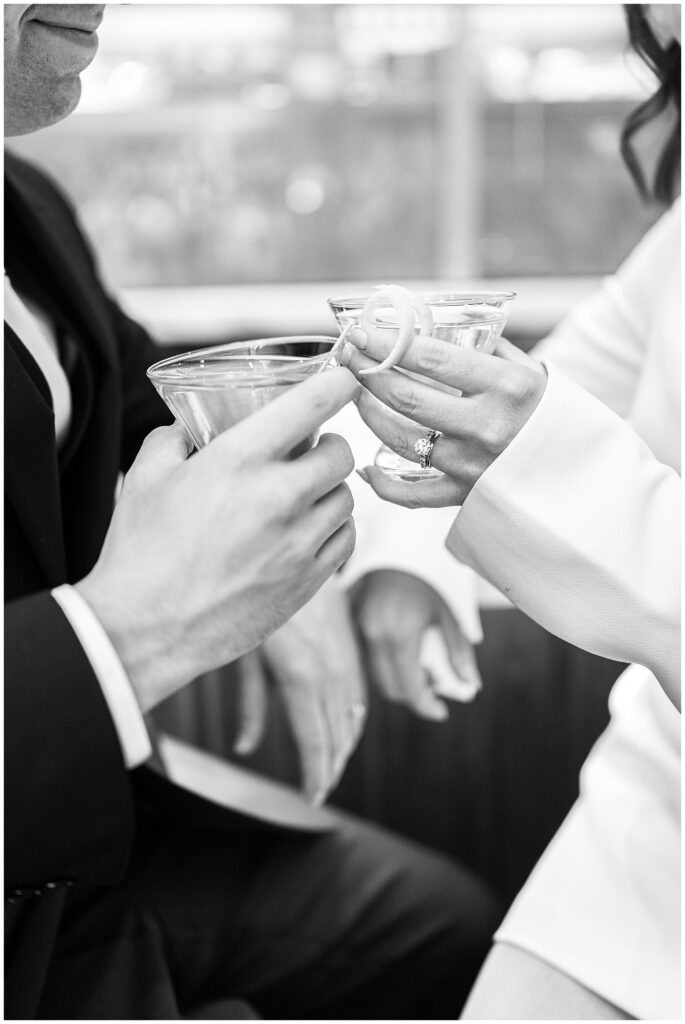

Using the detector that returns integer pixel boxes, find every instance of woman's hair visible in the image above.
[621,5,681,204]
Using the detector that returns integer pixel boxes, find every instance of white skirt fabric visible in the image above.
[494,665,681,1020]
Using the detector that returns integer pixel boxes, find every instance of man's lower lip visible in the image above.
[33,22,99,46]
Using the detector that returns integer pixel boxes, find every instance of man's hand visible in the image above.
[234,577,368,805]
[350,570,481,720]
[76,367,360,712]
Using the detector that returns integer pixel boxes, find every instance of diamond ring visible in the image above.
[414,429,442,470]
[348,701,367,721]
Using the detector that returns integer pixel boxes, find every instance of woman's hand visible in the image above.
[342,336,546,508]
[234,577,368,806]
[350,570,482,720]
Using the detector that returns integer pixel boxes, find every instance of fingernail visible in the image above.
[233,737,252,755]
[356,468,371,484]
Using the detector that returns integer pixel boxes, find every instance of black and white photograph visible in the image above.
[4,2,681,1019]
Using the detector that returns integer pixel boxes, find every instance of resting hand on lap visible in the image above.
[76,368,360,713]
[350,570,481,721]
[343,336,546,508]
[234,577,368,804]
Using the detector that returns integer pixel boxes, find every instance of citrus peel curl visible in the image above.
[358,284,433,375]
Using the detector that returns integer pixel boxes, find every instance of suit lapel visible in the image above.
[5,154,123,583]
[4,157,114,372]
[4,326,67,584]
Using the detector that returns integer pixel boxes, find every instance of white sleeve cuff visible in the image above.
[51,584,153,769]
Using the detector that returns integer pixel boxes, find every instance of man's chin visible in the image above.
[5,78,81,137]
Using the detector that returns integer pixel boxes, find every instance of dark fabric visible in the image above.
[36,807,499,1020]
[4,150,175,1017]
[4,151,500,1019]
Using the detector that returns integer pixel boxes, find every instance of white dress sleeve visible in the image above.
[533,201,680,415]
[445,364,680,707]
[445,203,681,708]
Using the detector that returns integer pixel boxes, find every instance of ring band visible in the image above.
[414,429,442,470]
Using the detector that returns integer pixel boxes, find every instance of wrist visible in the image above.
[73,574,189,712]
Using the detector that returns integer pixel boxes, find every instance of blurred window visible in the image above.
[8,4,663,290]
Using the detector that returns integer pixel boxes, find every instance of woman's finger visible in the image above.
[357,464,465,508]
[354,391,425,464]
[345,347,473,438]
[343,328,495,394]
[494,337,546,375]
[355,390,467,478]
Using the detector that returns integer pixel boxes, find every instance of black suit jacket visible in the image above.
[4,150,177,1016]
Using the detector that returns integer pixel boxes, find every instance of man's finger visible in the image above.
[285,433,355,504]
[281,686,334,805]
[439,611,483,696]
[320,681,354,794]
[364,637,404,703]
[301,483,355,552]
[127,424,193,485]
[212,367,360,464]
[233,652,269,755]
[390,638,448,721]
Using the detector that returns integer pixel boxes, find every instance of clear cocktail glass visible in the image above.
[147,335,340,456]
[327,291,516,480]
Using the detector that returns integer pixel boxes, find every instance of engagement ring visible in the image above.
[414,430,442,470]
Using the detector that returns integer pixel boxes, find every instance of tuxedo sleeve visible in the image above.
[5,591,135,890]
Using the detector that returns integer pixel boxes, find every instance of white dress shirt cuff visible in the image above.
[51,584,153,769]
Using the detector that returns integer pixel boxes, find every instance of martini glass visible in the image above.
[147,336,339,456]
[328,291,516,480]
